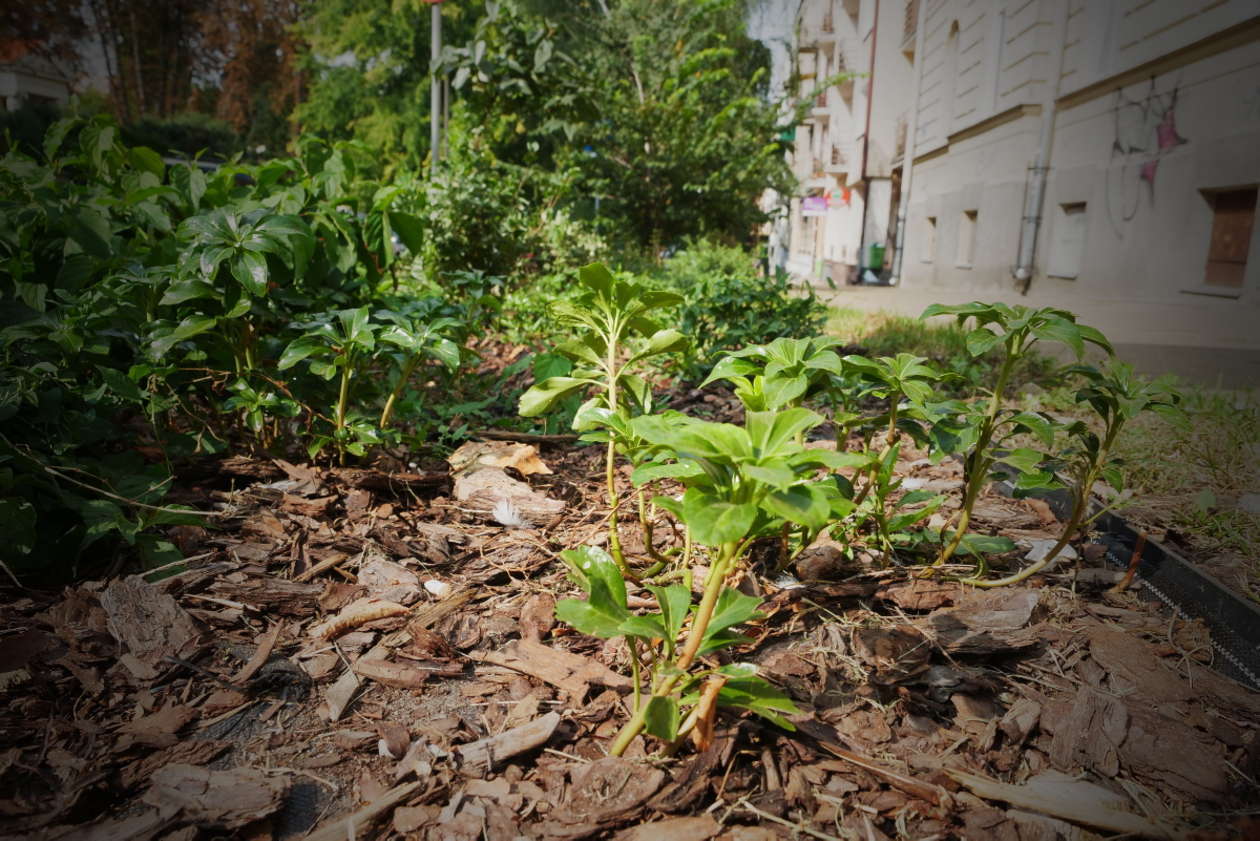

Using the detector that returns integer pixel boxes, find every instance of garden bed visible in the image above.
[2,440,1258,841]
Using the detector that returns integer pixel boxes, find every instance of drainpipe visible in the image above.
[1013,0,1070,293]
[890,0,927,285]
[856,0,879,279]
[429,1,443,169]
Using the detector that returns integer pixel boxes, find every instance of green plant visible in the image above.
[920,303,1112,572]
[278,307,381,463]
[581,406,858,755]
[702,336,844,411]
[518,263,685,577]
[966,360,1179,587]
[666,242,826,373]
[555,545,796,756]
[375,307,463,430]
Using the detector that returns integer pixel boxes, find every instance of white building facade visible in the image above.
[784,0,1260,352]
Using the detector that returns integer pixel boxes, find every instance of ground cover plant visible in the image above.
[521,271,1193,760]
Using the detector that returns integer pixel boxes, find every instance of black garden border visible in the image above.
[989,471,1260,690]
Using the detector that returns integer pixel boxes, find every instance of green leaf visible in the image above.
[150,314,217,357]
[647,584,691,645]
[705,587,763,637]
[278,336,328,371]
[762,484,830,530]
[128,146,165,177]
[681,490,756,546]
[713,676,798,730]
[519,376,593,417]
[232,250,269,297]
[618,613,666,639]
[965,327,1002,357]
[554,546,629,638]
[643,696,680,741]
[578,262,616,298]
[631,461,704,486]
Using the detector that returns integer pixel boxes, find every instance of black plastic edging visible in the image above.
[989,470,1260,690]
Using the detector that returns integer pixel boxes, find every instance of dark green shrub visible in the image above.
[663,240,827,374]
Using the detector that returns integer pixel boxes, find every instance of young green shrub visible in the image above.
[920,303,1112,572]
[518,263,686,576]
[965,360,1179,587]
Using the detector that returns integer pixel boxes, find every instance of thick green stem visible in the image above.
[932,344,1019,567]
[379,356,419,429]
[335,356,352,466]
[966,425,1119,588]
[608,542,735,757]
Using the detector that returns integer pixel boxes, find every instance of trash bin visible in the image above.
[867,243,885,269]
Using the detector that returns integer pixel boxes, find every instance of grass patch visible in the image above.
[826,306,1057,392]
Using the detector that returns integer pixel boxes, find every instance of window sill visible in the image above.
[1180,287,1244,299]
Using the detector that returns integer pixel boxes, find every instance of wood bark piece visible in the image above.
[309,598,408,641]
[543,756,665,839]
[141,764,289,829]
[449,440,554,476]
[231,622,282,685]
[474,638,631,699]
[210,578,323,615]
[919,589,1042,654]
[301,780,422,841]
[455,711,561,777]
[99,575,201,669]
[453,466,566,525]
[612,815,720,841]
[947,768,1178,839]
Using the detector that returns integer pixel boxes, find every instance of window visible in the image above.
[921,216,937,262]
[1048,202,1087,279]
[1204,188,1256,289]
[956,209,977,266]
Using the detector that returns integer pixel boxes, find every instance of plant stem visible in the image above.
[608,542,735,757]
[380,356,418,429]
[932,342,1019,567]
[965,424,1118,588]
[335,356,352,466]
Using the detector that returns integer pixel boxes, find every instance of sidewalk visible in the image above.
[814,284,1260,390]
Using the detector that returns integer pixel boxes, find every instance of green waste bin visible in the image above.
[867,243,885,269]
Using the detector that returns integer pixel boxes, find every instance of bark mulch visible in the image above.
[2,438,1258,841]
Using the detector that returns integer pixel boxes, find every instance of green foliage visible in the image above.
[120,113,242,161]
[0,115,477,580]
[665,241,827,372]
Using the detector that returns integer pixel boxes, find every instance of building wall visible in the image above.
[893,0,1260,348]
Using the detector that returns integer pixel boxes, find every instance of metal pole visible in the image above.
[430,2,442,169]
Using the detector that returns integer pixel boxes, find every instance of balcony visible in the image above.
[825,145,847,175]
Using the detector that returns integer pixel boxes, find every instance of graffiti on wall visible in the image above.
[1104,79,1188,236]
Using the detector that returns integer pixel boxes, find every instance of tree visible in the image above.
[445,0,795,250]
[295,0,477,170]
[197,0,304,155]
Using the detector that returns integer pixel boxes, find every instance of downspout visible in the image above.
[1013,0,1070,293]
[890,0,928,285]
[856,0,879,279]
[430,1,443,169]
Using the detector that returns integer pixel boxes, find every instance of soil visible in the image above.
[2,421,1259,841]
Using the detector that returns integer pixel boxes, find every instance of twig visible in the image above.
[736,798,847,841]
[1107,531,1147,594]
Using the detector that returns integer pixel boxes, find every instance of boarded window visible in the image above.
[921,216,937,262]
[956,209,977,266]
[1204,188,1256,289]
[1048,202,1087,279]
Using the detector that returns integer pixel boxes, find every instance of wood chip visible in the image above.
[99,576,201,667]
[142,764,290,829]
[947,768,1179,839]
[455,711,561,777]
[475,638,631,700]
[309,598,409,641]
